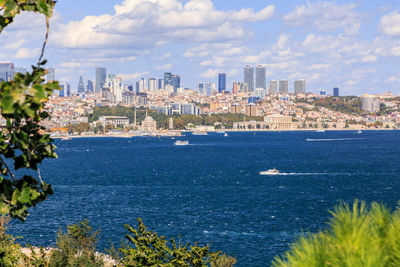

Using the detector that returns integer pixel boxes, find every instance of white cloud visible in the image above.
[155,63,173,70]
[15,47,39,59]
[118,72,149,81]
[362,55,377,63]
[387,76,400,83]
[159,53,172,60]
[379,11,400,37]
[53,0,274,49]
[284,1,363,35]
[200,68,220,78]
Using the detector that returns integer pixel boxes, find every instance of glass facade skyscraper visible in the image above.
[255,65,266,90]
[269,80,278,95]
[294,80,306,94]
[0,63,14,82]
[78,76,85,94]
[279,80,289,94]
[172,74,180,91]
[333,87,340,97]
[244,65,254,92]
[164,72,172,87]
[95,67,106,93]
[218,73,226,93]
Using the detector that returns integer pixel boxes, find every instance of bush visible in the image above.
[49,219,103,267]
[0,216,24,266]
[273,200,400,266]
[211,254,237,267]
[117,218,226,266]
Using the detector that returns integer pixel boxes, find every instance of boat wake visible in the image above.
[306,138,366,142]
[260,172,359,176]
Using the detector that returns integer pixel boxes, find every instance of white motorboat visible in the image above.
[175,140,189,146]
[357,130,362,134]
[316,130,325,132]
[192,131,208,136]
[61,137,72,141]
[224,133,228,137]
[260,168,280,175]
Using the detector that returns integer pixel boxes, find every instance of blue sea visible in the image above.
[10,131,400,266]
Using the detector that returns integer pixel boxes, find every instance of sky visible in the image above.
[1,0,400,95]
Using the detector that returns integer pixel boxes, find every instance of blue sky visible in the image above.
[1,0,400,95]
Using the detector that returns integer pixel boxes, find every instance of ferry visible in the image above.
[260,168,280,175]
[61,137,72,141]
[192,131,208,136]
[174,140,189,146]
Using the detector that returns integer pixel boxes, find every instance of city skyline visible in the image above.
[0,0,399,94]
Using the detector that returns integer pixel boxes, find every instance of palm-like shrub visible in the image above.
[273,200,400,266]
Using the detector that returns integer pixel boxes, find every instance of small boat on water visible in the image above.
[175,140,189,146]
[224,133,228,137]
[216,131,226,134]
[61,137,72,141]
[260,168,280,175]
[357,130,362,134]
[316,129,325,132]
[192,131,208,136]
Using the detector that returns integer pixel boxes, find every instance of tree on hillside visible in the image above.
[0,0,59,221]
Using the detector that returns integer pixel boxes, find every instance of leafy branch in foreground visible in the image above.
[0,0,59,221]
[273,200,400,267]
[117,218,227,266]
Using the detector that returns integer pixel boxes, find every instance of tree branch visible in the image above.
[37,15,50,67]
[0,156,15,182]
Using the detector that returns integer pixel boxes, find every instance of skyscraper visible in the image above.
[256,65,266,90]
[0,63,14,82]
[164,72,172,87]
[95,67,107,93]
[244,65,254,92]
[294,80,306,94]
[87,80,94,93]
[59,82,71,97]
[172,74,180,91]
[148,78,157,91]
[232,82,238,94]
[47,67,55,82]
[218,73,226,93]
[158,79,164,90]
[279,80,289,94]
[78,76,85,94]
[269,80,278,95]
[197,83,205,95]
[333,87,340,97]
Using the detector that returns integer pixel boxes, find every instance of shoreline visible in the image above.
[51,128,398,139]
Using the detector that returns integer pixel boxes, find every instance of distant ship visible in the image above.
[316,130,325,132]
[216,131,226,134]
[260,168,280,175]
[357,130,362,134]
[61,137,72,141]
[192,131,208,136]
[175,140,189,146]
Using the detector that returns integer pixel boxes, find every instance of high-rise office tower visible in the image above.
[59,82,71,97]
[294,79,306,94]
[256,65,266,90]
[269,80,278,95]
[158,79,164,90]
[218,73,226,93]
[172,74,180,91]
[148,78,157,91]
[279,80,289,94]
[244,65,255,92]
[232,82,238,94]
[197,83,205,95]
[333,87,340,97]
[137,78,147,92]
[0,63,14,82]
[78,76,85,94]
[47,67,55,82]
[164,72,172,87]
[87,80,94,93]
[95,67,106,93]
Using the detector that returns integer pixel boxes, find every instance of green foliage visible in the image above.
[26,245,50,267]
[0,216,24,266]
[119,218,222,266]
[273,200,400,267]
[0,0,58,221]
[49,219,103,267]
[211,254,237,267]
[0,0,55,33]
